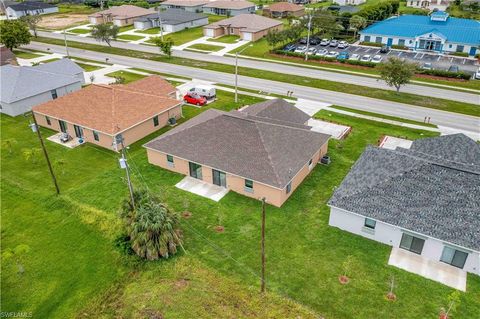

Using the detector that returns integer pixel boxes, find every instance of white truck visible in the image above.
[188,85,216,100]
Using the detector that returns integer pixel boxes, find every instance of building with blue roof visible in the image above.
[359,12,480,56]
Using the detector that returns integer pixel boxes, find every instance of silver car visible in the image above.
[294,45,306,53]
[360,54,372,62]
[315,49,328,56]
[320,39,330,46]
[338,41,349,49]
[306,47,317,55]
[349,53,360,61]
[325,51,339,58]
[371,55,383,63]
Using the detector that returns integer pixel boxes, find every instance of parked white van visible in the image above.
[188,85,216,99]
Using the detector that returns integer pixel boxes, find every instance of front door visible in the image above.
[189,162,202,180]
[73,125,83,138]
[400,233,425,254]
[469,47,477,56]
[212,169,226,187]
[387,38,393,47]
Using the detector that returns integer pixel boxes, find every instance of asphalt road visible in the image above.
[36,31,480,105]
[27,41,480,134]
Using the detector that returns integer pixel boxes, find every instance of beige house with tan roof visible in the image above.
[263,2,305,18]
[202,0,255,16]
[88,5,155,26]
[203,13,283,41]
[33,76,182,151]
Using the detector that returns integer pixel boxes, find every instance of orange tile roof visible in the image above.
[33,76,180,135]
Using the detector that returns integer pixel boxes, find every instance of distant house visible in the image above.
[202,0,256,16]
[0,46,17,66]
[333,0,366,5]
[134,8,208,31]
[263,2,305,18]
[359,11,480,56]
[160,0,209,13]
[144,99,329,207]
[33,76,183,150]
[328,134,480,280]
[0,1,18,15]
[5,1,58,19]
[0,59,83,117]
[406,0,452,11]
[88,5,155,27]
[203,14,283,41]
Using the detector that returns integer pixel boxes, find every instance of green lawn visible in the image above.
[116,34,145,41]
[39,58,61,64]
[76,62,102,72]
[12,50,43,59]
[207,35,240,44]
[105,70,148,83]
[118,25,135,33]
[2,93,480,318]
[188,43,224,52]
[33,37,480,117]
[68,28,91,34]
[154,27,204,46]
[134,27,162,35]
[57,3,98,14]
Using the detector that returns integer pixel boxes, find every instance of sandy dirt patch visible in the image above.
[38,14,90,30]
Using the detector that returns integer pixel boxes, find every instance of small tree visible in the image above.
[339,255,355,284]
[91,23,119,47]
[0,20,32,50]
[440,290,461,319]
[265,29,282,50]
[386,275,396,301]
[22,148,41,164]
[2,138,17,155]
[349,15,367,39]
[120,190,183,260]
[20,14,42,38]
[378,57,416,92]
[151,37,174,58]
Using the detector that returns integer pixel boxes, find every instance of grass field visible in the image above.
[105,70,149,83]
[188,43,224,52]
[118,25,136,33]
[12,50,43,59]
[76,62,102,72]
[68,28,91,34]
[117,34,145,41]
[207,35,240,44]
[135,27,162,35]
[32,37,480,117]
[2,89,480,317]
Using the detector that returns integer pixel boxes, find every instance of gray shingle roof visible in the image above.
[240,99,310,125]
[135,8,206,25]
[7,2,56,11]
[1,63,82,104]
[33,58,84,76]
[144,108,329,188]
[328,134,480,251]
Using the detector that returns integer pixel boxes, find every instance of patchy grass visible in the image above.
[207,35,240,44]
[134,27,162,35]
[118,25,136,33]
[39,58,61,64]
[12,50,43,59]
[116,34,145,41]
[76,62,103,72]
[105,70,147,83]
[188,43,224,52]
[67,28,91,34]
[57,3,98,14]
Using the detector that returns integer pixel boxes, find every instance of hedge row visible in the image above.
[417,69,472,80]
[359,41,383,47]
[273,50,377,67]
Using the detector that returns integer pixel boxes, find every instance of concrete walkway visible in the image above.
[379,136,413,150]
[175,176,229,202]
[17,52,64,66]
[173,36,250,56]
[388,247,467,291]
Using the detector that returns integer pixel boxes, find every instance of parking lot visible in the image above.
[288,41,479,74]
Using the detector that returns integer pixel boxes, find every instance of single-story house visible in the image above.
[144,99,329,207]
[0,59,83,117]
[333,0,366,5]
[263,2,305,18]
[133,8,208,31]
[33,58,85,85]
[33,76,183,150]
[359,11,480,56]
[88,5,155,27]
[0,1,18,15]
[0,46,17,66]
[328,134,480,278]
[406,0,452,11]
[5,1,58,18]
[160,0,209,13]
[203,14,283,41]
[202,0,255,16]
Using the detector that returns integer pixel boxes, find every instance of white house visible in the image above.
[406,0,452,11]
[160,0,209,13]
[202,0,255,16]
[5,2,58,19]
[133,8,208,31]
[0,59,84,117]
[333,0,366,5]
[328,134,480,288]
[359,11,480,56]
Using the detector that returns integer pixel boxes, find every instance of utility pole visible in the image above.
[1,0,9,20]
[305,14,313,62]
[234,44,252,103]
[63,29,70,57]
[116,134,135,207]
[261,197,266,293]
[157,6,164,41]
[30,114,60,195]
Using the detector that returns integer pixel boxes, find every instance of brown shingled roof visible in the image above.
[203,0,255,9]
[267,2,304,12]
[89,5,154,19]
[33,76,180,135]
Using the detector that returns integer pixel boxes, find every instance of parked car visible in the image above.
[299,37,308,44]
[380,45,390,53]
[475,67,480,80]
[448,65,459,73]
[306,47,317,55]
[315,49,328,56]
[349,53,360,61]
[337,51,350,60]
[183,93,207,106]
[294,45,307,53]
[421,62,433,70]
[188,85,216,99]
[320,39,330,46]
[283,43,296,52]
[371,55,383,63]
[329,40,339,47]
[325,51,339,58]
[338,41,349,49]
[309,37,321,45]
[360,54,372,62]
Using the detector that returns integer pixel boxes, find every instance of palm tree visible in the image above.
[121,191,183,260]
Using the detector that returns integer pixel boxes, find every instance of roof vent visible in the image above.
[430,11,449,22]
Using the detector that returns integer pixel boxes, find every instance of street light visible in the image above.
[157,6,164,41]
[29,114,60,195]
[234,44,253,103]
[305,14,313,62]
[63,28,70,57]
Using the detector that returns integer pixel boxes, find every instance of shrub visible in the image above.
[360,41,383,47]
[391,45,409,50]
[475,53,480,59]
[344,59,377,68]
[417,69,471,80]
[450,52,469,57]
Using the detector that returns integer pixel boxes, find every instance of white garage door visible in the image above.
[242,32,253,41]
[206,29,214,37]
